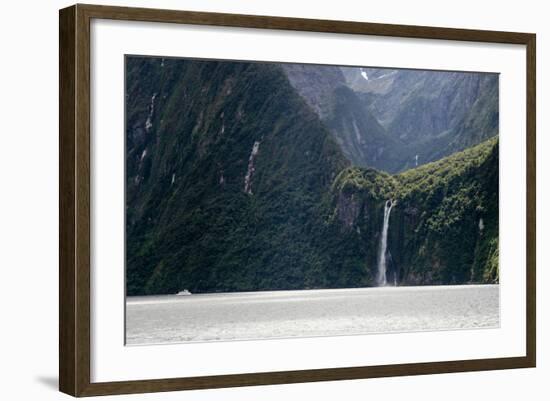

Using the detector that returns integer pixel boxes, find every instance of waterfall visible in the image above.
[244,141,260,194]
[377,199,396,286]
[145,93,157,132]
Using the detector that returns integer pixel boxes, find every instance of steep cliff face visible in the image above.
[342,67,499,170]
[283,65,406,172]
[285,65,498,173]
[281,64,347,119]
[323,87,406,171]
[126,56,353,295]
[390,137,499,284]
[126,57,499,295]
[329,137,499,286]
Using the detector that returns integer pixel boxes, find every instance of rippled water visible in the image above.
[126,284,499,345]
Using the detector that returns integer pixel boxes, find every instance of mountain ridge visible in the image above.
[285,64,498,172]
[125,57,499,295]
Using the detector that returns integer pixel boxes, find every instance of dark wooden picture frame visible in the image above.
[59,3,536,397]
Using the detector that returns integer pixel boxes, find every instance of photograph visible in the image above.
[125,56,500,345]
[53,2,538,396]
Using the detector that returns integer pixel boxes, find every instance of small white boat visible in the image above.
[177,289,192,296]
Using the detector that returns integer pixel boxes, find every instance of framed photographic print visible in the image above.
[59,4,536,397]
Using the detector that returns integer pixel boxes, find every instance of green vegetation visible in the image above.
[328,137,498,285]
[126,57,499,295]
[125,57,351,295]
[394,137,499,284]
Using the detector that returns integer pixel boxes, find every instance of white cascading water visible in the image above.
[377,199,396,286]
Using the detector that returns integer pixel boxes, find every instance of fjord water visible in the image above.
[126,285,499,345]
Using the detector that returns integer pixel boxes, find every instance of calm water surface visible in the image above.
[126,285,499,345]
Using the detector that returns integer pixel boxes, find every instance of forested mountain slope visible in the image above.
[126,57,348,295]
[330,137,499,285]
[126,57,498,295]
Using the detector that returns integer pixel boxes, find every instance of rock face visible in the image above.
[342,67,499,170]
[331,138,499,286]
[283,64,498,173]
[283,65,406,172]
[336,192,362,229]
[281,64,347,119]
[126,57,499,296]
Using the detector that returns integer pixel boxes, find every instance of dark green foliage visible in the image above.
[332,137,499,285]
[126,57,499,295]
[394,138,499,284]
[126,56,352,295]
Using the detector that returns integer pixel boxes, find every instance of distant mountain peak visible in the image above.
[285,64,498,173]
